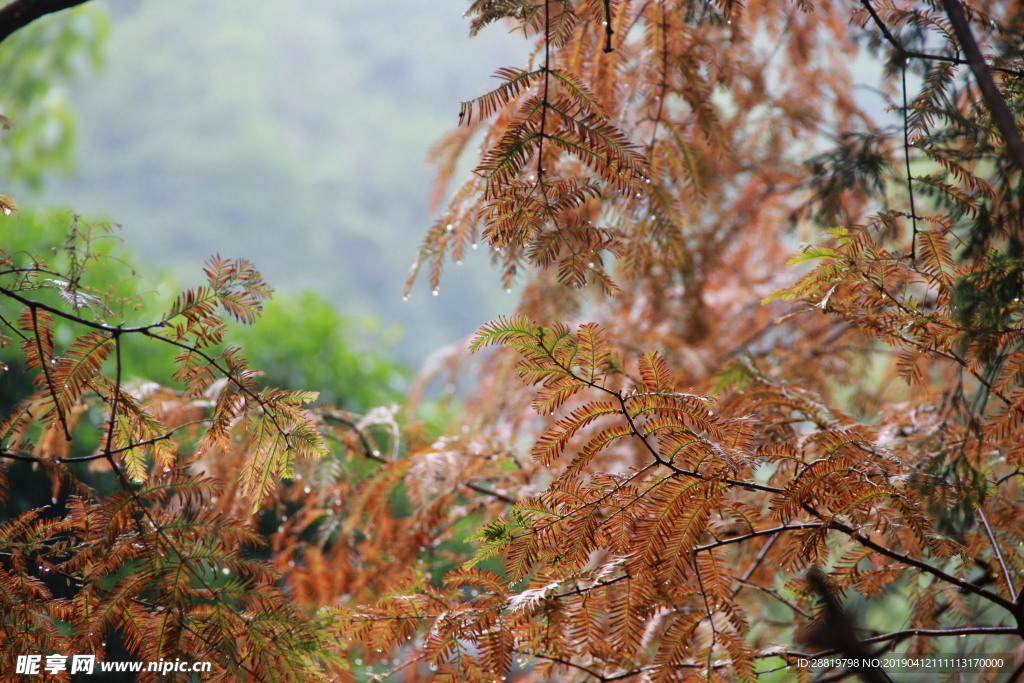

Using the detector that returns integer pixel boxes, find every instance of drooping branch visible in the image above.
[0,0,91,44]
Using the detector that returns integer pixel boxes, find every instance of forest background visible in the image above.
[6,0,526,362]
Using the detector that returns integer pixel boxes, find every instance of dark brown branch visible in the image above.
[859,0,1023,78]
[552,573,630,600]
[464,481,516,504]
[0,0,90,44]
[802,503,1014,611]
[941,0,1024,174]
[0,433,174,464]
[694,523,823,553]
[320,409,387,463]
[734,577,811,618]
[904,50,1024,77]
[601,0,614,53]
[858,0,904,58]
[525,650,621,682]
[978,508,1016,599]
[787,624,1020,659]
[0,284,165,334]
[902,63,920,260]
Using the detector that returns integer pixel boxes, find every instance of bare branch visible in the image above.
[978,508,1016,599]
[0,0,91,44]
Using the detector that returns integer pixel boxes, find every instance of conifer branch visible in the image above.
[802,504,1014,611]
[30,306,71,440]
[858,0,1023,77]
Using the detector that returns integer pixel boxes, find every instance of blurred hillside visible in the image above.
[37,0,525,361]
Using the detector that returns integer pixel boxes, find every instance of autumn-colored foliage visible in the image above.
[3,0,1024,681]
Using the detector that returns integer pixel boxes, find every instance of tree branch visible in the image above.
[978,508,1016,599]
[802,503,1015,612]
[694,523,823,553]
[859,0,1023,78]
[0,0,91,44]
[941,0,1024,173]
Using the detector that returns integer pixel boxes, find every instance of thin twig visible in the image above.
[901,62,919,260]
[694,523,822,553]
[978,507,1015,598]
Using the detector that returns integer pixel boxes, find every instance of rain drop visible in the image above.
[222,567,230,575]
[402,296,409,302]
[432,289,439,296]
[303,485,311,494]
[445,223,454,232]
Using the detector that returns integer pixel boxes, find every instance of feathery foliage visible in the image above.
[4,0,1024,681]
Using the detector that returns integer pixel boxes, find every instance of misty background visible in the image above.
[28,0,525,364]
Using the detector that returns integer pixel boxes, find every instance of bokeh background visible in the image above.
[8,0,526,365]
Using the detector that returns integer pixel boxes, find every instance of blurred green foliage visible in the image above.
[228,293,407,410]
[0,5,107,187]
[0,213,407,416]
